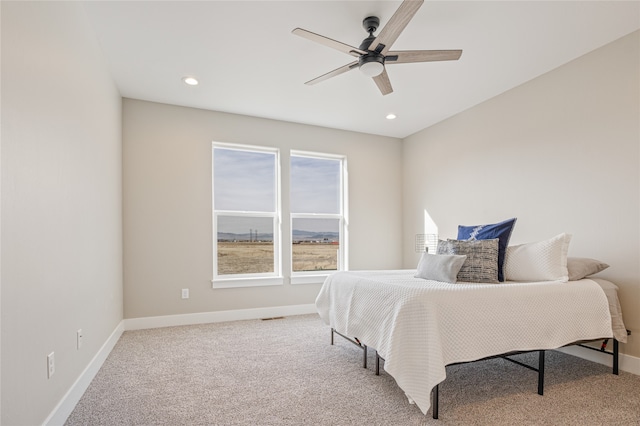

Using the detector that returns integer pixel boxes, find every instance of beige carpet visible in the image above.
[65,314,639,425]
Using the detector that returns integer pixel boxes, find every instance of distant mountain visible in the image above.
[292,230,339,242]
[217,232,270,241]
[217,230,338,242]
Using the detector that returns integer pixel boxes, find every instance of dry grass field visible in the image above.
[217,242,338,274]
[292,243,339,272]
[217,242,274,275]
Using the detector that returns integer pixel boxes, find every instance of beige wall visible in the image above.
[402,31,640,357]
[122,99,403,319]
[1,2,123,425]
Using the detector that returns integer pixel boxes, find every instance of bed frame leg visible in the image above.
[363,345,368,368]
[330,328,334,345]
[537,350,545,396]
[432,384,439,419]
[375,351,380,375]
[613,339,619,375]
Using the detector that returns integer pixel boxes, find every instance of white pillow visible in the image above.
[415,252,467,283]
[504,233,572,282]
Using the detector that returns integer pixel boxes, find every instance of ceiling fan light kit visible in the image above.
[292,0,462,95]
[359,54,385,77]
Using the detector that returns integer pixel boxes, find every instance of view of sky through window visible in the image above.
[290,156,340,214]
[214,149,342,240]
[213,148,275,212]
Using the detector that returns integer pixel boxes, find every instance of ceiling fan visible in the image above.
[292,0,462,96]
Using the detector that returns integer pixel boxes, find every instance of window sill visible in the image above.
[212,276,284,289]
[290,274,332,285]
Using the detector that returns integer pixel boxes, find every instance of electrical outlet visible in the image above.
[77,329,83,350]
[181,288,189,299]
[47,352,55,378]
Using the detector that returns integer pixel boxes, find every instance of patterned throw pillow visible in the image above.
[457,217,517,282]
[437,238,500,283]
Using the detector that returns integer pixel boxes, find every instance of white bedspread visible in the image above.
[315,270,614,415]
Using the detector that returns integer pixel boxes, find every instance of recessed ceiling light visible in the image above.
[386,113,397,120]
[182,76,199,86]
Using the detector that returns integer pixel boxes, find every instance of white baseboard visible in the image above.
[557,344,640,376]
[124,303,318,330]
[43,321,125,426]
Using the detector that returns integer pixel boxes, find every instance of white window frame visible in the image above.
[211,142,282,288]
[290,150,348,285]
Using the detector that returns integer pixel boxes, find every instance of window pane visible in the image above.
[290,156,340,214]
[214,148,276,212]
[292,218,339,272]
[217,216,274,275]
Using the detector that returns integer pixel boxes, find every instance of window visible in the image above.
[212,144,281,287]
[290,152,347,282]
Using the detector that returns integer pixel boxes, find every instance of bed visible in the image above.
[315,269,627,417]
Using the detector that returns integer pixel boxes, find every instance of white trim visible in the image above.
[557,345,640,376]
[124,304,317,331]
[290,149,345,160]
[341,159,349,271]
[43,321,125,426]
[211,276,284,289]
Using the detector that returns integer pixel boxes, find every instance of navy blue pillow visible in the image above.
[457,218,517,282]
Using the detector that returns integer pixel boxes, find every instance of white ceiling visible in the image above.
[82,1,640,139]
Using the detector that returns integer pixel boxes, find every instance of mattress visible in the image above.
[315,270,623,414]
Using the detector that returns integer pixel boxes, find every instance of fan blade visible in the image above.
[372,69,393,95]
[368,0,424,55]
[386,49,462,64]
[292,28,367,57]
[305,61,359,85]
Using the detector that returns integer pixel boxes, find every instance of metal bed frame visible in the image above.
[329,327,630,419]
